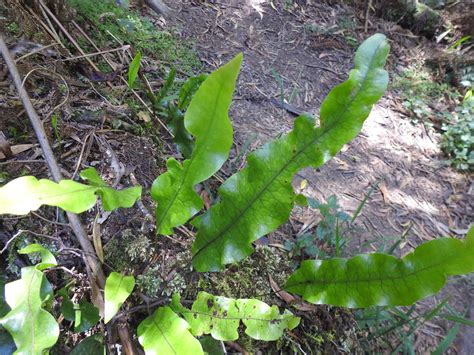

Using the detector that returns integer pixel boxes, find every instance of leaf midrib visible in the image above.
[156,80,226,231]
[286,255,454,289]
[193,41,384,264]
[27,270,39,352]
[151,317,176,355]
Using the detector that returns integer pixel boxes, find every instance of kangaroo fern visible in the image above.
[137,306,203,355]
[0,245,59,354]
[285,227,474,308]
[151,54,242,235]
[191,34,390,271]
[104,272,135,324]
[0,167,141,215]
[171,292,300,341]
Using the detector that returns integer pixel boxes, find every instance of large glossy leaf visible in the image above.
[0,246,59,354]
[285,227,474,308]
[0,279,15,355]
[151,54,242,235]
[171,292,300,341]
[191,34,390,271]
[104,272,135,324]
[0,167,141,215]
[137,306,203,355]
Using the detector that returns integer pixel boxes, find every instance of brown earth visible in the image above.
[161,0,473,352]
[0,0,473,353]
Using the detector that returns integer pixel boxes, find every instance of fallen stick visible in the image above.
[0,36,106,289]
[144,0,173,17]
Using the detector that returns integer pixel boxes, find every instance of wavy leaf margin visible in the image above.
[191,34,390,271]
[151,54,242,235]
[285,226,474,308]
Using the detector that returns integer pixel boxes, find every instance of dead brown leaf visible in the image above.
[269,275,295,304]
[268,275,316,312]
[379,181,390,203]
[92,213,104,263]
[0,144,35,159]
[200,189,211,210]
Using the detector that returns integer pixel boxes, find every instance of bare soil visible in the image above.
[0,0,473,353]
[164,0,473,351]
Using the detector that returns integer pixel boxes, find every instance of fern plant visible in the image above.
[1,33,473,354]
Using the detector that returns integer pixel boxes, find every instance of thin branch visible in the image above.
[0,36,106,288]
[61,45,130,62]
[0,230,23,254]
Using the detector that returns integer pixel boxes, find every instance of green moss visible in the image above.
[67,0,200,74]
[136,250,191,298]
[202,245,292,302]
[6,22,19,35]
[105,229,155,272]
[136,265,163,297]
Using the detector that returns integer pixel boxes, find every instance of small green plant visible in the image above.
[285,195,352,259]
[127,51,142,88]
[6,22,19,35]
[356,299,473,353]
[51,114,61,143]
[67,0,199,73]
[395,65,473,170]
[441,90,474,171]
[150,69,207,158]
[1,34,474,353]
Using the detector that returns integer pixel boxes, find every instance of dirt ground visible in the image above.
[0,0,473,353]
[162,0,474,351]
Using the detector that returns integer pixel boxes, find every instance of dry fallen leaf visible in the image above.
[269,275,295,304]
[299,179,308,191]
[137,111,151,123]
[92,213,104,264]
[268,275,316,312]
[200,189,212,210]
[90,279,104,318]
[379,181,390,203]
[0,144,35,159]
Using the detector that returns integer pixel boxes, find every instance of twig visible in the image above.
[72,130,94,179]
[117,323,139,355]
[71,21,118,70]
[15,43,59,63]
[226,341,248,354]
[19,66,70,120]
[0,229,62,254]
[364,0,373,33]
[0,159,46,166]
[115,298,169,319]
[0,230,24,254]
[144,0,173,17]
[23,6,65,49]
[0,36,106,289]
[38,0,99,73]
[31,211,71,227]
[302,62,342,77]
[61,45,131,62]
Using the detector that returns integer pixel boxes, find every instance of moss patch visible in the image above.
[67,0,200,74]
